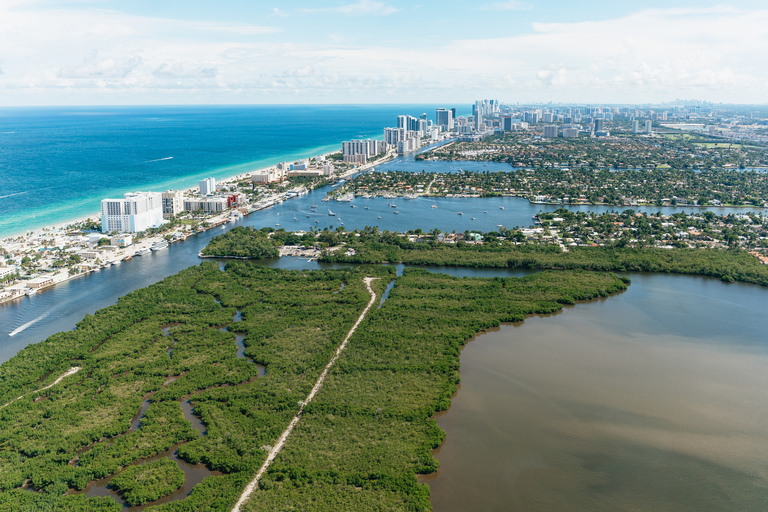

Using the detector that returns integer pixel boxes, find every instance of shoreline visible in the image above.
[0,149,396,307]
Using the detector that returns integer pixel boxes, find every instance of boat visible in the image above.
[275,223,281,227]
[484,211,488,213]
[364,206,369,210]
[404,193,418,200]
[316,220,320,223]
[499,206,505,210]
[136,248,151,256]
[123,255,132,261]
[328,210,336,216]
[394,211,399,214]
[151,240,169,251]
[471,217,475,220]
[293,215,297,221]
[431,204,437,208]
[378,216,382,219]
[306,215,310,218]
[350,205,356,208]
[390,204,397,208]
[25,288,37,296]
[458,212,463,215]
[311,205,317,208]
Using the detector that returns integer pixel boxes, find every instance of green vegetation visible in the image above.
[110,459,184,506]
[242,269,628,510]
[0,262,390,509]
[422,129,768,170]
[317,228,768,287]
[200,226,281,259]
[339,167,768,207]
[0,252,631,510]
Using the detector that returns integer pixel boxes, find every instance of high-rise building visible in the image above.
[384,127,404,145]
[101,192,164,233]
[161,190,184,219]
[632,120,640,133]
[645,120,653,134]
[451,108,456,120]
[502,116,513,132]
[436,108,453,129]
[474,110,481,131]
[594,119,604,132]
[199,177,216,196]
[543,125,558,138]
[342,139,388,164]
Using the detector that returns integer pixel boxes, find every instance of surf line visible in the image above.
[231,277,379,512]
[8,312,50,337]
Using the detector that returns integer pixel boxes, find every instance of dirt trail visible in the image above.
[0,366,81,409]
[231,277,378,512]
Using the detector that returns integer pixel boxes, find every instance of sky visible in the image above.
[1,0,766,106]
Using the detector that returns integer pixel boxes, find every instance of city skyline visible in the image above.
[0,0,767,105]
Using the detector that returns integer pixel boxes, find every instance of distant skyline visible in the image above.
[1,0,767,106]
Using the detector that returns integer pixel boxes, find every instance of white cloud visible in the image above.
[477,0,532,11]
[57,51,142,78]
[300,0,399,16]
[0,3,767,104]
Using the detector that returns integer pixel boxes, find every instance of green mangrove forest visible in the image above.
[0,258,627,510]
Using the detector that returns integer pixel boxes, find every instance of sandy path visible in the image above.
[231,277,378,512]
[0,366,81,409]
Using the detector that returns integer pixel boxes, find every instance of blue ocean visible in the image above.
[0,105,466,238]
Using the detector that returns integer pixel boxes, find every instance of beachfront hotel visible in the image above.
[100,192,165,233]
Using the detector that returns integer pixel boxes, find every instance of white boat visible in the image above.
[311,205,318,208]
[431,204,437,208]
[394,211,399,214]
[458,212,463,216]
[499,206,505,210]
[25,288,37,296]
[136,248,151,256]
[328,210,336,216]
[471,217,475,220]
[151,240,169,251]
[364,206,369,210]
[378,216,382,219]
[390,204,397,208]
[404,193,418,200]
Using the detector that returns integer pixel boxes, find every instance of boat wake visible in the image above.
[8,312,50,337]
[140,157,174,164]
[0,192,26,200]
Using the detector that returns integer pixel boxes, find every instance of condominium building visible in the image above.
[183,197,227,213]
[543,125,559,138]
[100,192,164,233]
[161,190,184,219]
[342,139,388,164]
[436,108,454,129]
[199,177,216,196]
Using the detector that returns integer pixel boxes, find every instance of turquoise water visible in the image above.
[0,105,466,238]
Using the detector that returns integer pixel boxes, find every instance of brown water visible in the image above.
[423,273,768,512]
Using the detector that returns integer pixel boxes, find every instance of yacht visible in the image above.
[328,210,336,216]
[431,204,437,208]
[150,240,169,251]
[136,247,151,256]
[364,206,369,210]
[394,211,400,214]
[457,212,464,216]
[311,205,318,208]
